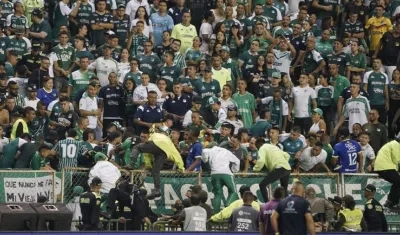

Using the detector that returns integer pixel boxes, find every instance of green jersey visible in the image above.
[30,19,53,44]
[0,1,13,17]
[137,53,162,82]
[262,6,282,25]
[363,71,389,105]
[29,115,49,140]
[223,19,240,39]
[273,0,288,15]
[303,49,324,73]
[249,15,270,30]
[232,91,256,128]
[244,36,269,53]
[0,36,9,62]
[8,38,28,58]
[130,34,149,57]
[75,49,94,61]
[330,75,350,105]
[52,44,76,70]
[77,141,93,168]
[238,50,259,71]
[74,2,95,25]
[53,2,70,38]
[30,152,47,170]
[0,138,20,168]
[315,85,334,107]
[316,0,340,19]
[76,127,83,141]
[159,65,183,91]
[346,52,367,77]
[250,120,271,137]
[123,71,142,85]
[315,39,333,59]
[273,26,293,38]
[185,48,203,63]
[114,15,130,47]
[68,69,95,100]
[238,17,253,53]
[326,52,347,76]
[53,138,82,169]
[222,58,242,92]
[7,14,29,29]
[193,79,221,105]
[4,62,13,77]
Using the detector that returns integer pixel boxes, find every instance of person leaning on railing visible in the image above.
[209,185,260,222]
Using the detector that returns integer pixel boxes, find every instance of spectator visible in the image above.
[296,142,331,173]
[358,132,375,173]
[28,57,51,89]
[134,90,163,135]
[88,45,119,87]
[10,106,35,141]
[259,186,285,235]
[332,127,363,173]
[37,77,58,108]
[250,109,271,137]
[150,0,174,46]
[305,186,334,232]
[362,109,388,154]
[24,84,40,110]
[0,133,31,168]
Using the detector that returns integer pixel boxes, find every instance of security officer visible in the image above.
[334,195,367,232]
[102,181,150,231]
[79,177,102,231]
[17,43,42,72]
[363,184,388,232]
[328,196,343,221]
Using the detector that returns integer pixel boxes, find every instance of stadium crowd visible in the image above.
[0,0,398,232]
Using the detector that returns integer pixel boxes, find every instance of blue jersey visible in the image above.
[186,141,203,171]
[333,139,361,173]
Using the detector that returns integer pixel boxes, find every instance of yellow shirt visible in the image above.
[374,140,400,171]
[253,143,291,172]
[365,16,393,50]
[171,23,198,54]
[212,67,232,88]
[210,199,260,222]
[148,133,185,172]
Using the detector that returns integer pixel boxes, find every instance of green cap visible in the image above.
[206,96,219,107]
[221,45,230,53]
[312,108,323,116]
[272,72,281,78]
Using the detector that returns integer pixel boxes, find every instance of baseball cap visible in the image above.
[221,122,234,129]
[15,27,24,35]
[204,66,212,72]
[117,4,125,8]
[221,45,230,53]
[227,105,238,111]
[365,184,376,192]
[27,84,38,92]
[272,72,281,78]
[206,96,219,107]
[328,196,342,205]
[105,30,115,35]
[312,108,323,116]
[91,177,102,186]
[193,96,202,104]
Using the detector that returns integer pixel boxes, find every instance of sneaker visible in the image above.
[147,189,161,200]
[334,165,342,171]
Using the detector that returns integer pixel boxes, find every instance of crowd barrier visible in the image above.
[0,169,398,223]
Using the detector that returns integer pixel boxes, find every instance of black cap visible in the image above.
[32,43,42,49]
[91,177,102,186]
[193,96,202,104]
[227,105,238,111]
[221,122,234,130]
[27,84,38,92]
[328,196,342,205]
[204,66,212,72]
[365,184,376,192]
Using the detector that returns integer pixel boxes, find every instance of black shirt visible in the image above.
[290,35,306,66]
[79,191,101,226]
[340,86,369,103]
[90,12,114,47]
[344,2,369,23]
[378,32,400,66]
[275,194,312,235]
[153,44,171,59]
[14,143,40,169]
[364,198,388,232]
[28,68,50,89]
[98,84,125,119]
[18,53,42,72]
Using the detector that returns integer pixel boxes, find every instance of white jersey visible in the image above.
[290,85,316,118]
[360,143,375,172]
[88,160,121,194]
[88,57,118,87]
[132,83,161,101]
[299,146,327,172]
[201,146,240,175]
[117,62,130,83]
[342,95,370,133]
[273,49,292,76]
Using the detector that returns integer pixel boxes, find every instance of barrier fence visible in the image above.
[0,169,398,223]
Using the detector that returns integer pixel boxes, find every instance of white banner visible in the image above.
[3,176,62,203]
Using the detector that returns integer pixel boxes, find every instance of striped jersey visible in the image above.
[53,138,82,169]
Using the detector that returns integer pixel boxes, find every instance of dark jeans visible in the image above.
[370,105,387,125]
[259,168,290,202]
[131,141,167,190]
[319,105,333,134]
[376,169,400,204]
[294,117,313,135]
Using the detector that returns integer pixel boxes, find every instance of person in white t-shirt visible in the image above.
[24,84,40,109]
[359,132,375,173]
[289,73,317,134]
[268,36,296,78]
[199,11,214,53]
[296,142,331,173]
[132,72,162,105]
[79,82,101,130]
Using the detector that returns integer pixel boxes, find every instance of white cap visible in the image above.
[105,30,115,35]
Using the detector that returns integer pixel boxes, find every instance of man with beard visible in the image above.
[49,96,79,140]
[0,73,8,97]
[29,101,49,141]
[0,97,9,126]
[28,57,51,89]
[10,106,36,140]
[5,96,23,120]
[7,80,25,107]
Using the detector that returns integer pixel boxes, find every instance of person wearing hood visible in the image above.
[210,185,260,222]
[201,145,240,213]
